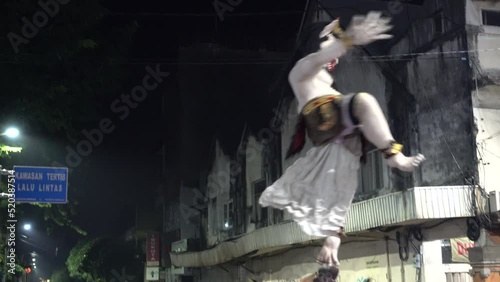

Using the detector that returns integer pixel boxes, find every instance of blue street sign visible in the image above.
[13,166,68,204]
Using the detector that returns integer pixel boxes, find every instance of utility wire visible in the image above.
[107,11,305,17]
[1,47,498,64]
[0,60,288,65]
[355,47,500,60]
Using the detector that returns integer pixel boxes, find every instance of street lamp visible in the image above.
[0,127,20,138]
[0,127,22,156]
[23,224,32,231]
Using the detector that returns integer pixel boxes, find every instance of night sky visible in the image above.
[75,0,305,234]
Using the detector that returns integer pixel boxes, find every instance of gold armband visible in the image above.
[380,141,403,159]
[332,20,354,48]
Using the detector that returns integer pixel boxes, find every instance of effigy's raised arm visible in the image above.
[289,12,393,82]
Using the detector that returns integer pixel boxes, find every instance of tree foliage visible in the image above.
[66,237,103,281]
[0,0,137,137]
[66,236,143,282]
[50,267,75,282]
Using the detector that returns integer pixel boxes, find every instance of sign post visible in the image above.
[145,232,160,281]
[144,266,160,281]
[13,166,68,204]
[146,232,160,266]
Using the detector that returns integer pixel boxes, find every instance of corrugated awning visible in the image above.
[170,186,482,267]
[170,221,322,268]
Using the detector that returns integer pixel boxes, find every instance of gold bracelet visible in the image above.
[339,35,354,48]
[380,142,403,159]
[332,21,354,48]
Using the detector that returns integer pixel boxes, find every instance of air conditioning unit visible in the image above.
[170,239,195,276]
[489,190,500,213]
[171,238,200,253]
[171,266,193,276]
[171,239,188,253]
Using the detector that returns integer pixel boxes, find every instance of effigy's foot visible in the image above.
[379,141,425,172]
[313,266,339,282]
[386,153,425,172]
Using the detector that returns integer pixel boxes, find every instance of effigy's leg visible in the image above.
[317,235,341,266]
[352,92,425,172]
[315,235,340,281]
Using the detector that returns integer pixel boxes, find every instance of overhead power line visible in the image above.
[0,46,498,67]
[355,47,500,61]
[107,11,304,17]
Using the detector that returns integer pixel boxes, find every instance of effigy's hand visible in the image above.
[344,11,393,46]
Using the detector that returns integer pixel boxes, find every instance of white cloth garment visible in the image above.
[259,138,360,236]
[259,94,362,237]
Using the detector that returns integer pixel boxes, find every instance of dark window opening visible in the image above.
[434,13,444,37]
[441,239,452,263]
[358,150,386,194]
[223,201,233,229]
[253,179,269,227]
[482,10,500,27]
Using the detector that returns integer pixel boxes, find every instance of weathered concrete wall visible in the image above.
[388,0,475,186]
[336,50,389,114]
[404,39,474,186]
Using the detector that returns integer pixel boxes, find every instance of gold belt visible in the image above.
[302,95,340,115]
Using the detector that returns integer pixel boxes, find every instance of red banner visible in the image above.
[146,232,160,266]
[451,237,475,263]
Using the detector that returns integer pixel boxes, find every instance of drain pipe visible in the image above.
[385,236,393,282]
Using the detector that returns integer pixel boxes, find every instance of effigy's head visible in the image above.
[294,19,343,70]
[318,19,342,50]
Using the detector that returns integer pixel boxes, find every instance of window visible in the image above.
[222,201,233,230]
[253,179,269,226]
[433,12,444,37]
[441,239,452,263]
[482,10,500,27]
[209,199,217,235]
[357,150,389,194]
